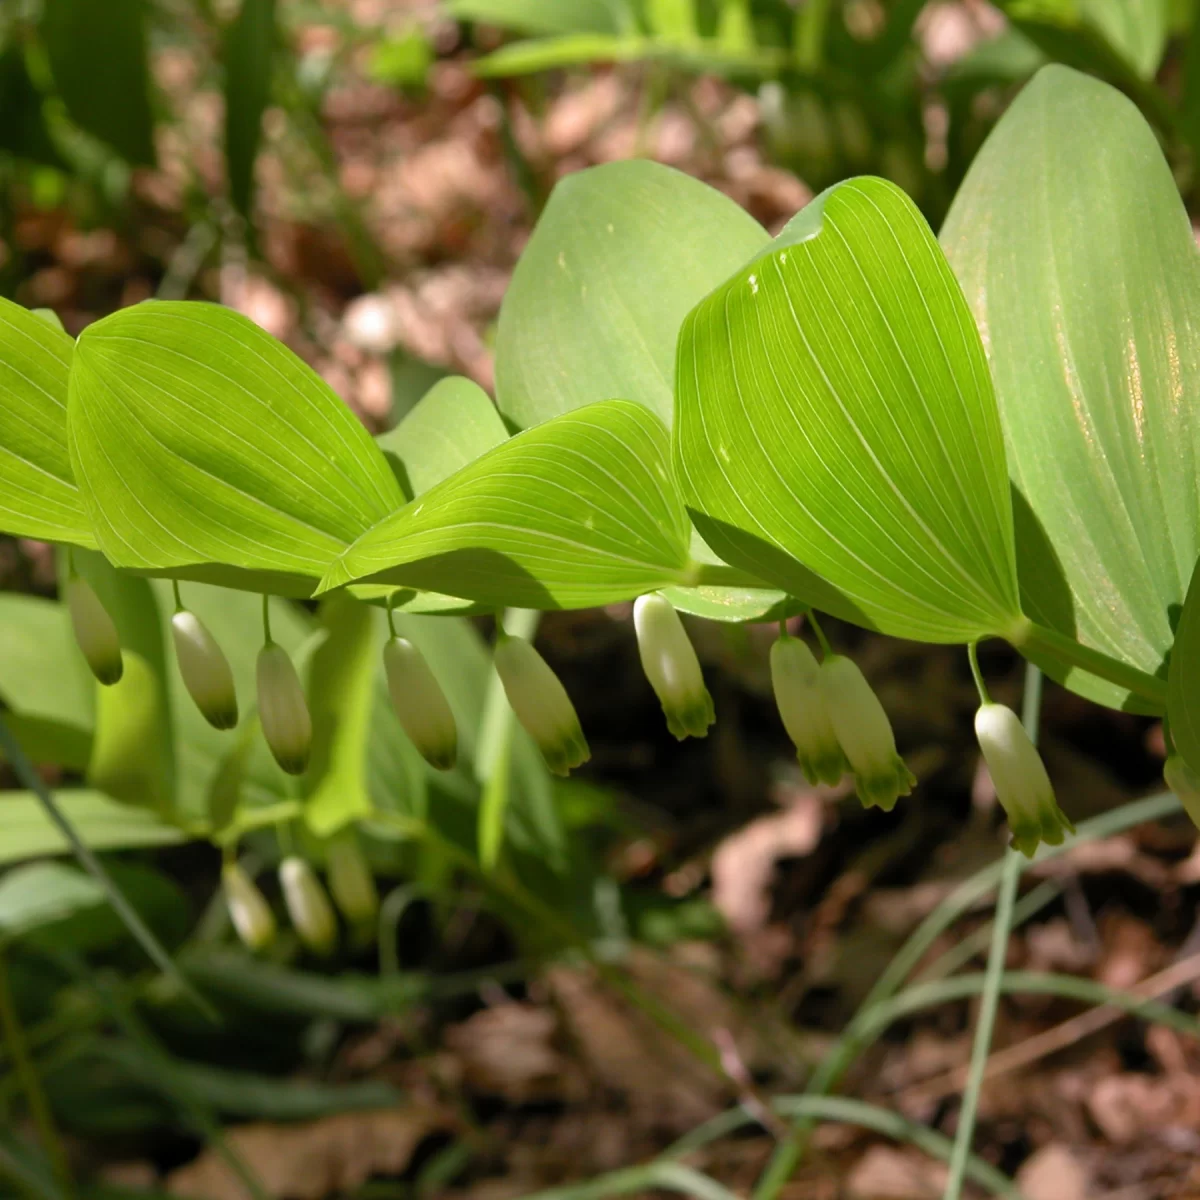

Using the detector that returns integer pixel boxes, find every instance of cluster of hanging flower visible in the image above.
[62,573,1146,860]
[221,830,379,954]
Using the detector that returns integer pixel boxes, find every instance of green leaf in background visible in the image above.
[223,0,276,219]
[494,160,769,430]
[69,301,405,594]
[303,597,380,837]
[644,0,698,38]
[1169,558,1200,773]
[322,400,692,609]
[0,296,95,547]
[377,375,509,499]
[40,0,157,166]
[0,861,105,942]
[0,791,185,866]
[71,550,175,815]
[1007,0,1168,80]
[444,0,635,36]
[941,66,1199,710]
[0,594,94,769]
[676,176,1022,644]
[0,43,68,169]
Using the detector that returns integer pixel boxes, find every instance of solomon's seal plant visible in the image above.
[6,64,1200,936]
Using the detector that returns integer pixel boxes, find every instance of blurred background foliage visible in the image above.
[4,1,1200,1198]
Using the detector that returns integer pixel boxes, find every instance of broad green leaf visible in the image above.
[72,551,176,815]
[321,400,692,609]
[0,790,185,866]
[495,159,769,430]
[1008,0,1168,79]
[676,176,1022,644]
[0,595,93,756]
[941,66,1198,710]
[0,862,105,941]
[224,0,276,218]
[69,301,405,594]
[303,597,383,837]
[40,0,156,165]
[0,43,68,169]
[377,375,509,499]
[662,529,797,624]
[1169,557,1200,772]
[444,0,634,35]
[0,296,95,546]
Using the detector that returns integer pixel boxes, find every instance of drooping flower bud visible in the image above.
[383,636,457,770]
[819,655,916,811]
[633,594,715,740]
[222,862,275,951]
[256,643,311,775]
[172,609,238,730]
[1165,755,1200,831]
[65,576,123,686]
[279,856,337,955]
[975,702,1074,857]
[493,634,590,777]
[326,832,379,925]
[770,634,848,786]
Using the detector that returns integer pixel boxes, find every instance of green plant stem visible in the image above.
[0,952,71,1196]
[806,610,833,657]
[967,642,990,704]
[943,662,1042,1200]
[1011,619,1166,708]
[0,718,214,1020]
[260,592,272,644]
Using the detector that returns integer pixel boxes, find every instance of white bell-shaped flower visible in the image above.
[493,634,590,776]
[66,576,123,686]
[819,655,915,811]
[383,636,457,770]
[1165,754,1200,831]
[975,702,1074,857]
[256,643,311,775]
[222,862,275,951]
[633,594,715,740]
[279,856,337,955]
[770,635,848,786]
[172,609,238,730]
[326,832,379,925]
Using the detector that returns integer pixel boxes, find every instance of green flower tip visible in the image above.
[771,634,849,787]
[975,702,1073,857]
[383,636,458,771]
[494,634,590,777]
[854,756,917,812]
[65,576,124,686]
[634,594,715,741]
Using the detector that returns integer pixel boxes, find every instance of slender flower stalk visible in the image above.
[1165,754,1200,831]
[171,605,238,730]
[326,831,379,925]
[279,856,337,955]
[975,702,1074,857]
[819,654,915,810]
[221,862,275,951]
[493,633,589,776]
[383,635,458,770]
[256,641,311,775]
[65,575,123,685]
[770,634,848,786]
[633,594,715,740]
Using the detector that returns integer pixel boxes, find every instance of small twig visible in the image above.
[712,1027,790,1140]
[907,952,1200,1102]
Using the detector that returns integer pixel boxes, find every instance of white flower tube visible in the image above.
[172,609,238,730]
[493,634,590,776]
[256,643,311,775]
[326,832,379,925]
[279,856,337,955]
[633,594,715,740]
[222,862,275,951]
[66,576,123,686]
[770,635,848,786]
[1165,755,1200,831]
[819,655,915,811]
[975,702,1074,856]
[383,636,457,770]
